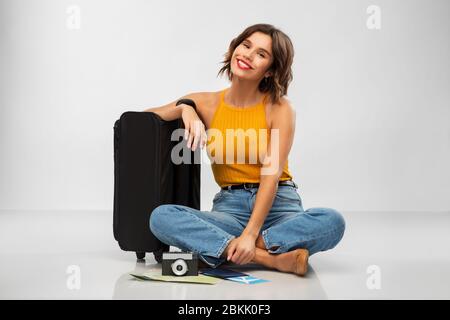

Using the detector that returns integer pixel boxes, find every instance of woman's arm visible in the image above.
[144,92,208,150]
[227,98,296,264]
[143,93,199,121]
[244,98,296,238]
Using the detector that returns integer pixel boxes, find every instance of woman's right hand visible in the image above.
[181,105,207,151]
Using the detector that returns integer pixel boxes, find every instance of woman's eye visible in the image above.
[242,43,265,58]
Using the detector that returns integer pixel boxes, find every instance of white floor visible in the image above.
[0,210,449,299]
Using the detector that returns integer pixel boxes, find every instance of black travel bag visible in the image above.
[113,111,200,262]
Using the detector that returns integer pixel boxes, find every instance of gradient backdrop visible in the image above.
[0,0,449,213]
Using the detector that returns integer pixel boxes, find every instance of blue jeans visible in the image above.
[149,185,345,268]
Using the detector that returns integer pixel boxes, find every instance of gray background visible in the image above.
[1,0,449,213]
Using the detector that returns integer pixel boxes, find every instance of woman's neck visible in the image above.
[225,81,264,108]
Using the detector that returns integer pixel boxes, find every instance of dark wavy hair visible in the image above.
[217,23,295,105]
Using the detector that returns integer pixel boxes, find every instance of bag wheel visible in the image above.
[136,252,145,260]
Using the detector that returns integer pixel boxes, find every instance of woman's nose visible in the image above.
[243,53,254,63]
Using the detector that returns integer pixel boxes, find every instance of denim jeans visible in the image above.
[149,185,346,268]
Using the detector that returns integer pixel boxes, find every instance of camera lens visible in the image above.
[171,259,188,276]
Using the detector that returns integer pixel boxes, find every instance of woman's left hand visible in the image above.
[227,234,257,265]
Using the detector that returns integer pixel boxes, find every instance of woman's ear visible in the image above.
[265,69,273,78]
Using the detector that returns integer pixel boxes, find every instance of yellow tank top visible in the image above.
[206,88,294,188]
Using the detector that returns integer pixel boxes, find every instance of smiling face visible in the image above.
[230,31,274,82]
[218,24,295,105]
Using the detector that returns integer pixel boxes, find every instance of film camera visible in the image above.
[161,251,199,276]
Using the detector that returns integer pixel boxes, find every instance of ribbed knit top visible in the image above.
[205,88,293,188]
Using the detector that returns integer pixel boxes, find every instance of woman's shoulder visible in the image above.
[184,90,222,129]
[269,96,293,110]
[264,96,294,129]
[186,90,222,111]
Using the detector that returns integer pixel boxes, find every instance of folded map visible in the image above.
[130,272,221,285]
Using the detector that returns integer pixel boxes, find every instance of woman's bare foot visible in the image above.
[273,248,309,276]
[221,239,309,276]
[250,247,309,276]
